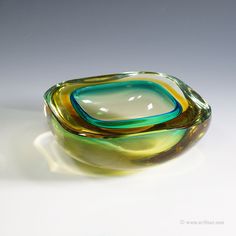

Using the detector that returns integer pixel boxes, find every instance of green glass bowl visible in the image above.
[44,71,211,174]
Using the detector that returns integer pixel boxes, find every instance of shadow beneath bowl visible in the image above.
[0,107,206,182]
[34,131,138,176]
[0,107,97,181]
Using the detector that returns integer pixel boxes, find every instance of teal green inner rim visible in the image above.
[70,80,182,129]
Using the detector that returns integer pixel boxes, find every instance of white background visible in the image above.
[0,0,235,235]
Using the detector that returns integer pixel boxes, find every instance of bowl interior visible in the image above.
[70,80,181,128]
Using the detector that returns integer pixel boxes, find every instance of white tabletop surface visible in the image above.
[0,0,235,235]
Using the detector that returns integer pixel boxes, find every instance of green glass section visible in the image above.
[50,111,187,172]
[71,80,182,129]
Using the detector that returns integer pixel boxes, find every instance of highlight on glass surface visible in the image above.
[44,71,211,174]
